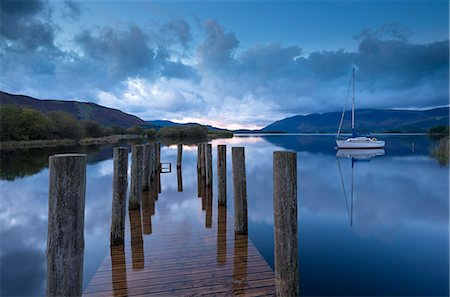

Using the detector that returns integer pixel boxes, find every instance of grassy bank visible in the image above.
[0,134,146,150]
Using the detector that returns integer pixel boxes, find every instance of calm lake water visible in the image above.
[0,135,448,296]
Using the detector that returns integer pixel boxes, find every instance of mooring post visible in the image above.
[156,143,161,194]
[232,147,248,235]
[197,144,202,197]
[129,145,144,210]
[110,147,128,246]
[142,144,152,191]
[273,151,298,297]
[47,154,86,297]
[217,144,227,206]
[206,143,213,188]
[200,143,206,207]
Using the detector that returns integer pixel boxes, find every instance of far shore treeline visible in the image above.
[0,105,233,144]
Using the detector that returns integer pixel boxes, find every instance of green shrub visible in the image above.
[430,137,449,166]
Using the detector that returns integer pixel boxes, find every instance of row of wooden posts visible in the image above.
[46,143,299,297]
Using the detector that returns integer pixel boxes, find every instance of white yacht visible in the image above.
[336,68,385,149]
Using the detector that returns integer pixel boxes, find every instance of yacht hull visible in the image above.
[336,139,385,149]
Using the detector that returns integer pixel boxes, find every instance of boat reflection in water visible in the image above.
[336,148,385,160]
[336,149,385,226]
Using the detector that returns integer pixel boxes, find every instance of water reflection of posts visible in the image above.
[177,144,183,192]
[142,192,153,235]
[47,154,86,297]
[142,144,152,191]
[110,245,128,296]
[217,145,227,206]
[232,147,248,235]
[111,148,128,246]
[129,145,144,210]
[205,144,213,227]
[273,151,299,297]
[129,209,144,270]
[217,206,227,264]
[233,234,249,293]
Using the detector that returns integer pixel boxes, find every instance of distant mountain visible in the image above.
[143,120,228,131]
[0,91,144,127]
[262,108,449,133]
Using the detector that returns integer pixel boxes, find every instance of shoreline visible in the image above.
[0,134,146,150]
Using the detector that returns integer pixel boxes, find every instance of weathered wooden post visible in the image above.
[110,147,128,246]
[273,151,298,297]
[156,143,161,194]
[197,144,202,197]
[232,147,248,235]
[200,143,206,209]
[205,143,213,227]
[142,144,152,191]
[149,143,157,197]
[47,154,86,297]
[129,145,144,210]
[217,144,227,206]
[206,143,213,188]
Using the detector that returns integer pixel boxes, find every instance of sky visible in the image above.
[0,0,449,129]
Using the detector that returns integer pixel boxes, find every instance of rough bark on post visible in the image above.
[129,145,144,210]
[110,147,128,246]
[273,151,298,297]
[200,143,206,202]
[206,144,213,188]
[142,144,152,191]
[156,143,161,194]
[217,144,227,206]
[197,144,202,197]
[47,154,86,297]
[232,147,248,235]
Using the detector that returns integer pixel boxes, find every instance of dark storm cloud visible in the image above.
[159,19,192,48]
[356,37,449,91]
[0,0,57,51]
[198,20,239,67]
[238,43,303,80]
[75,25,155,79]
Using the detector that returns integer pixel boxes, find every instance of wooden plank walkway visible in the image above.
[84,188,275,296]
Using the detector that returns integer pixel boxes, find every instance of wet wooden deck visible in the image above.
[83,189,275,296]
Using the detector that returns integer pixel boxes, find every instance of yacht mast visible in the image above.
[352,67,355,136]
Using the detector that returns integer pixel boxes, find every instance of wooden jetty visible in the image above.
[83,189,275,296]
[47,146,299,297]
